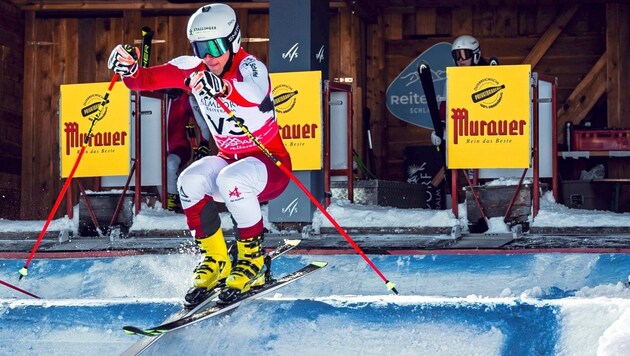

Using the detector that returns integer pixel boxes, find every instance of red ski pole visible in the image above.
[213,97,398,295]
[0,278,40,299]
[18,74,118,281]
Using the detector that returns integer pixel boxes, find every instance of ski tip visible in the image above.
[417,60,429,71]
[311,261,328,268]
[122,326,145,335]
[123,325,163,337]
[284,239,302,247]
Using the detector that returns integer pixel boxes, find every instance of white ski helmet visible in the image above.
[187,3,241,58]
[451,35,481,65]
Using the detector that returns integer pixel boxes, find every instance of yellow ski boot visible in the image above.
[221,235,265,301]
[184,229,231,308]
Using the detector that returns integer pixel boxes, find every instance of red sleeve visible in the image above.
[122,63,191,92]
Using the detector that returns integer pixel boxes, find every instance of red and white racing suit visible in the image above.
[122,49,291,239]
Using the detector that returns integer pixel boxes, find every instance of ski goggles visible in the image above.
[191,38,230,59]
[452,49,474,62]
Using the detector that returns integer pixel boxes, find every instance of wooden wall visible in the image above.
[365,4,611,181]
[0,1,24,220]
[6,2,630,219]
[15,6,362,219]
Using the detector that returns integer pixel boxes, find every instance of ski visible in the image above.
[418,60,447,188]
[120,239,301,355]
[140,26,154,68]
[123,261,327,337]
[417,60,443,144]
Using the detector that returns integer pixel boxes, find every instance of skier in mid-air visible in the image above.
[108,2,292,306]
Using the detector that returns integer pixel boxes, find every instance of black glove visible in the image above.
[186,71,225,99]
[194,141,211,160]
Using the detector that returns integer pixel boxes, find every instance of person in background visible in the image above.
[163,89,212,213]
[432,35,491,147]
[108,3,291,306]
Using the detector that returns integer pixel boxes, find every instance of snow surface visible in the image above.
[2,190,630,236]
[1,190,630,355]
[2,253,630,355]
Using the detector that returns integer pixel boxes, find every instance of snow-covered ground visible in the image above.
[1,190,630,355]
[2,190,630,236]
[1,253,630,355]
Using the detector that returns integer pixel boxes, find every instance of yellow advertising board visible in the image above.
[59,82,131,177]
[446,65,531,169]
[270,71,322,171]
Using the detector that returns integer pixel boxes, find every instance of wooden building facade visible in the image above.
[1,0,628,219]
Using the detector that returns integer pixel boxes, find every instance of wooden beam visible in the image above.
[522,4,579,68]
[606,2,630,129]
[343,0,378,24]
[557,51,607,143]
[20,11,36,219]
[365,10,386,178]
[11,1,348,12]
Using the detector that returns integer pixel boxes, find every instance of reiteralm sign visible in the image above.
[386,42,452,130]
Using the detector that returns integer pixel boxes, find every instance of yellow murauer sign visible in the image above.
[59,82,131,177]
[446,65,531,169]
[270,71,322,171]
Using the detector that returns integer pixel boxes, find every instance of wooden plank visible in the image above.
[386,160,404,181]
[245,12,269,65]
[557,52,607,143]
[235,9,248,51]
[451,7,472,36]
[495,6,518,37]
[606,3,630,129]
[20,12,37,218]
[384,10,403,40]
[56,18,79,217]
[77,18,95,83]
[435,7,451,36]
[94,17,123,82]
[535,55,601,74]
[50,19,64,217]
[605,3,630,181]
[32,18,54,219]
[13,1,276,11]
[339,7,354,79]
[328,11,341,79]
[387,126,430,149]
[535,5,559,34]
[123,10,141,48]
[474,6,495,37]
[401,12,415,37]
[365,10,386,178]
[564,4,590,34]
[415,7,435,35]
[0,1,24,29]
[585,3,606,33]
[168,15,192,59]
[348,9,363,160]
[517,6,537,36]
[131,12,169,67]
[522,4,579,68]
[386,35,603,59]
